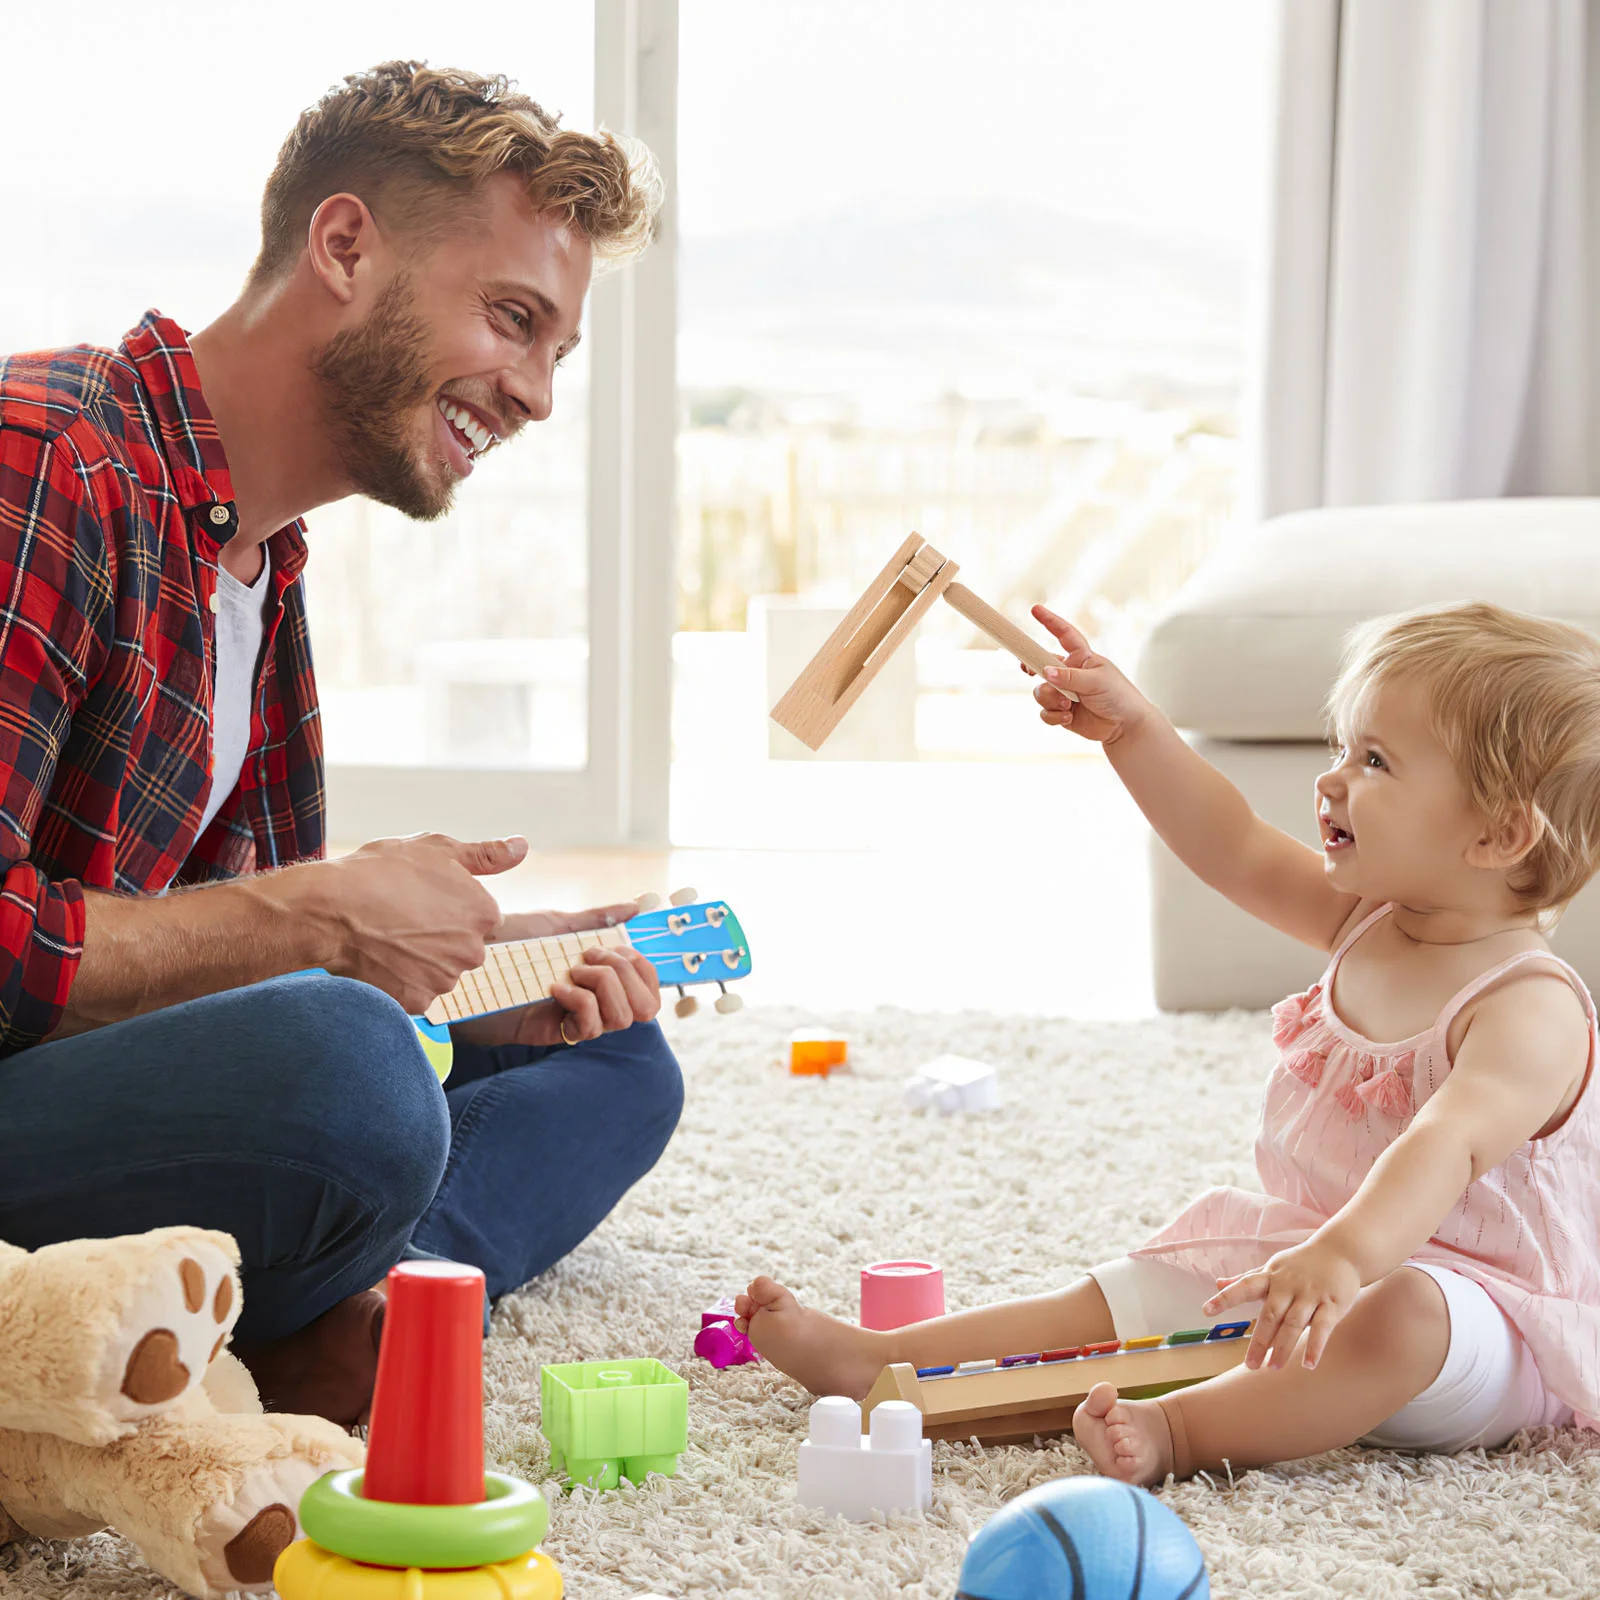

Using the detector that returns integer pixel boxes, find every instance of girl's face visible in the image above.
[1315,678,1497,905]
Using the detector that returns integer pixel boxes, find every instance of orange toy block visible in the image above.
[789,1028,849,1076]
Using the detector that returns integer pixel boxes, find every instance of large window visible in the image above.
[5,3,1266,853]
[672,0,1272,844]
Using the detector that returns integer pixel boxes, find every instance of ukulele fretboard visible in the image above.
[424,926,633,1025]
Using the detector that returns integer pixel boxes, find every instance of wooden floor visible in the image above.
[334,754,1155,1018]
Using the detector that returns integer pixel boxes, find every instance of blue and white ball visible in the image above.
[956,1477,1209,1600]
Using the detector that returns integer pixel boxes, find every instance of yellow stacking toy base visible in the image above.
[274,1537,563,1598]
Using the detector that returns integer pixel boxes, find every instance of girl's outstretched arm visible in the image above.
[1031,606,1357,952]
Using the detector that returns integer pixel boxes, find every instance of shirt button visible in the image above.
[208,591,220,614]
[209,504,232,526]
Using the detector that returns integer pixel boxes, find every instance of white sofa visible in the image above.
[1135,499,1600,1011]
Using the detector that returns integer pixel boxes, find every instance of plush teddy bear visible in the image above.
[0,1226,365,1597]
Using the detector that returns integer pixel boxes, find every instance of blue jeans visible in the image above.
[0,973,684,1340]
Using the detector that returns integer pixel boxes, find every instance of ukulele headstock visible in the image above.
[626,897,752,1014]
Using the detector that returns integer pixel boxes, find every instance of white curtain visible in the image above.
[1253,0,1600,517]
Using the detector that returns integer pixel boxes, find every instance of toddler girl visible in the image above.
[737,600,1600,1485]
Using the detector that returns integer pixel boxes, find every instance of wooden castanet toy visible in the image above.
[769,534,1078,752]
[861,1321,1253,1446]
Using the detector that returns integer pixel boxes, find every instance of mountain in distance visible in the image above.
[679,196,1251,409]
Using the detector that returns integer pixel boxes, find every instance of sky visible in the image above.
[677,0,1274,242]
[0,0,1273,240]
[0,0,1274,398]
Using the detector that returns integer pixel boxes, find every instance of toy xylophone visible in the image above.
[862,1321,1253,1446]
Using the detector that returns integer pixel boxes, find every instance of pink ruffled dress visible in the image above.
[1133,902,1600,1427]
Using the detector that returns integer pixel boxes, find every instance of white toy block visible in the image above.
[796,1396,932,1519]
[903,1054,1001,1114]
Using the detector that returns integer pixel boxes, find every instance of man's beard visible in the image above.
[310,273,453,521]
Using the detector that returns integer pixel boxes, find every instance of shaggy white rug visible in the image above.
[6,1005,1600,1599]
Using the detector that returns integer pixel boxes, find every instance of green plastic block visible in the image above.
[539,1359,689,1490]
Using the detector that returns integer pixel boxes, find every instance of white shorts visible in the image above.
[1087,1254,1572,1453]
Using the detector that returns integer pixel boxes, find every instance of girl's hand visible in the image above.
[1025,606,1150,746]
[1204,1239,1362,1371]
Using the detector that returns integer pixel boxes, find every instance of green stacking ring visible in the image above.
[299,1469,549,1570]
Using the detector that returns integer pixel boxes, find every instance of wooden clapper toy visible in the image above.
[770,533,1078,751]
[862,1322,1254,1446]
[411,891,752,1081]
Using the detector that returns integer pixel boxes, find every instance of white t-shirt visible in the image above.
[197,551,271,837]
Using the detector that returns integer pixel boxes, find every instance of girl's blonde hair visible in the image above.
[1326,601,1600,919]
[251,61,662,283]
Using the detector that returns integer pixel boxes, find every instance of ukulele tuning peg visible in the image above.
[635,891,663,912]
[669,886,698,906]
[714,984,743,1015]
[674,989,700,1019]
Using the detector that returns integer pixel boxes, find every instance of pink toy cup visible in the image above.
[694,1321,757,1369]
[860,1260,945,1330]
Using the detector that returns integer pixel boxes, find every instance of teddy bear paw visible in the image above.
[200,1486,301,1594]
[105,1231,242,1426]
[194,1418,364,1595]
[0,1227,245,1444]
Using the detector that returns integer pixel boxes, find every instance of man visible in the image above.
[0,62,681,1426]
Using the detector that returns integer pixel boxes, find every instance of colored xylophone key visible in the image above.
[913,1322,1250,1382]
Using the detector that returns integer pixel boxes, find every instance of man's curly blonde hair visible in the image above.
[250,60,662,283]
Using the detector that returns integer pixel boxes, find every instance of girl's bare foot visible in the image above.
[735,1276,892,1400]
[1072,1382,1175,1487]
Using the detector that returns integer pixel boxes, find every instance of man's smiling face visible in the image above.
[310,172,592,521]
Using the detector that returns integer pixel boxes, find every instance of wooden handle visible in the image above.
[942,583,1079,701]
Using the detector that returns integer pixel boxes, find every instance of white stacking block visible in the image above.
[796,1397,932,1519]
[904,1054,1001,1114]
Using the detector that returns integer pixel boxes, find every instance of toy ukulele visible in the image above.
[412,890,752,1081]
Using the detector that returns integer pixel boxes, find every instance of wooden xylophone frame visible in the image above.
[860,1322,1253,1446]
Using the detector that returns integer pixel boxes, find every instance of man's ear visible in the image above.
[305,193,384,305]
[1466,803,1544,871]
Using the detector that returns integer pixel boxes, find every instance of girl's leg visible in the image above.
[1075,1265,1451,1484]
[737,1274,1118,1401]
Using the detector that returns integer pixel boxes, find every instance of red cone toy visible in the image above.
[362,1260,488,1505]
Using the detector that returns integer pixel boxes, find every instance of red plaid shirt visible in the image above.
[0,311,324,1052]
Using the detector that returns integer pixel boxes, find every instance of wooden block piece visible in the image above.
[898,542,948,593]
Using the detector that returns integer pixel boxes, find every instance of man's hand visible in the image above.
[450,902,662,1049]
[290,832,528,1015]
[1203,1237,1362,1371]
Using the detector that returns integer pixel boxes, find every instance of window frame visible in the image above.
[325,0,678,848]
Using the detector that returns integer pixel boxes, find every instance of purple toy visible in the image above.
[695,1297,758,1369]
